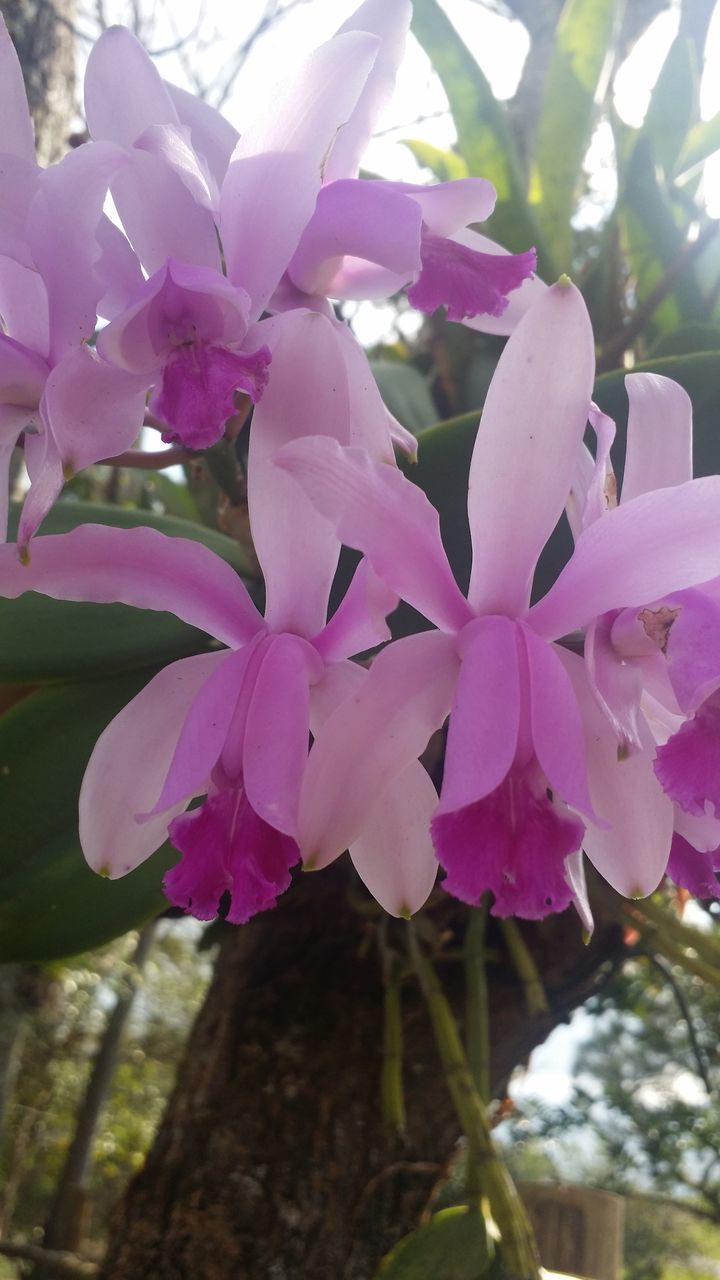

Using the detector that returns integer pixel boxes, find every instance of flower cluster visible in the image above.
[2,2,720,931]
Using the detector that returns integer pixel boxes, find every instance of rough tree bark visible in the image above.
[99,869,625,1280]
[1,0,77,163]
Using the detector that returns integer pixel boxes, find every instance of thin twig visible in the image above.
[97,446,192,470]
[645,953,713,1094]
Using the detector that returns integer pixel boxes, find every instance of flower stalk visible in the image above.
[407,921,541,1280]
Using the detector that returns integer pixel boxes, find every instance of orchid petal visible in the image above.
[334,321,398,459]
[528,477,720,640]
[94,217,146,320]
[135,123,218,211]
[165,81,239,191]
[664,587,720,712]
[0,407,28,541]
[0,523,264,646]
[276,435,472,633]
[408,234,536,323]
[243,634,317,837]
[577,403,617,531]
[674,805,720,854]
[220,31,379,319]
[350,762,438,917]
[324,0,412,182]
[106,149,221,275]
[299,630,459,867]
[563,649,673,897]
[80,651,227,875]
[85,26,178,146]
[654,692,720,817]
[313,558,396,662]
[27,142,128,359]
[288,180,422,300]
[0,16,35,163]
[437,616,520,815]
[433,770,584,917]
[460,230,547,336]
[0,155,39,266]
[0,332,48,403]
[564,850,594,936]
[18,427,64,546]
[621,373,692,503]
[247,310,345,638]
[0,257,49,354]
[142,643,258,817]
[584,613,645,753]
[309,657,366,732]
[41,345,148,475]
[522,624,595,817]
[467,279,595,616]
[666,834,720,899]
[166,788,298,923]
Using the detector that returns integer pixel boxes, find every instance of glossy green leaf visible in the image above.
[0,672,176,962]
[375,1205,492,1279]
[620,136,705,332]
[371,360,439,433]
[0,501,251,684]
[642,36,697,178]
[410,0,550,273]
[675,111,720,178]
[8,499,252,569]
[531,0,621,270]
[646,323,720,358]
[402,139,469,181]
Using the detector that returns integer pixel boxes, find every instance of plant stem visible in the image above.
[500,919,549,1015]
[407,922,541,1280]
[380,927,406,1138]
[464,901,490,1102]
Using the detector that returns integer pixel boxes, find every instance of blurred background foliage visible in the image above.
[4,0,720,1275]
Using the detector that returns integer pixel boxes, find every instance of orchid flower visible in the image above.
[278,282,720,920]
[82,15,386,451]
[0,18,149,545]
[0,312,439,921]
[571,372,720,896]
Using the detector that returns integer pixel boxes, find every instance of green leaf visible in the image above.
[0,673,175,962]
[675,111,720,179]
[620,136,705,332]
[402,139,469,182]
[375,1206,492,1279]
[9,499,252,571]
[646,323,720,358]
[0,501,251,684]
[410,0,550,273]
[531,0,622,271]
[642,36,698,178]
[371,360,439,433]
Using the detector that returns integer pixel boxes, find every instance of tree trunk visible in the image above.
[99,870,624,1280]
[1,0,77,164]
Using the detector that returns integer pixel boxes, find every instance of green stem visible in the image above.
[381,946,407,1139]
[407,922,541,1280]
[625,910,720,989]
[500,919,549,1015]
[629,898,720,971]
[464,901,490,1102]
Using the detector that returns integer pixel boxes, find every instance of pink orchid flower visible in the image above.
[0,17,150,545]
[0,314,439,921]
[277,282,720,920]
[571,373,720,897]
